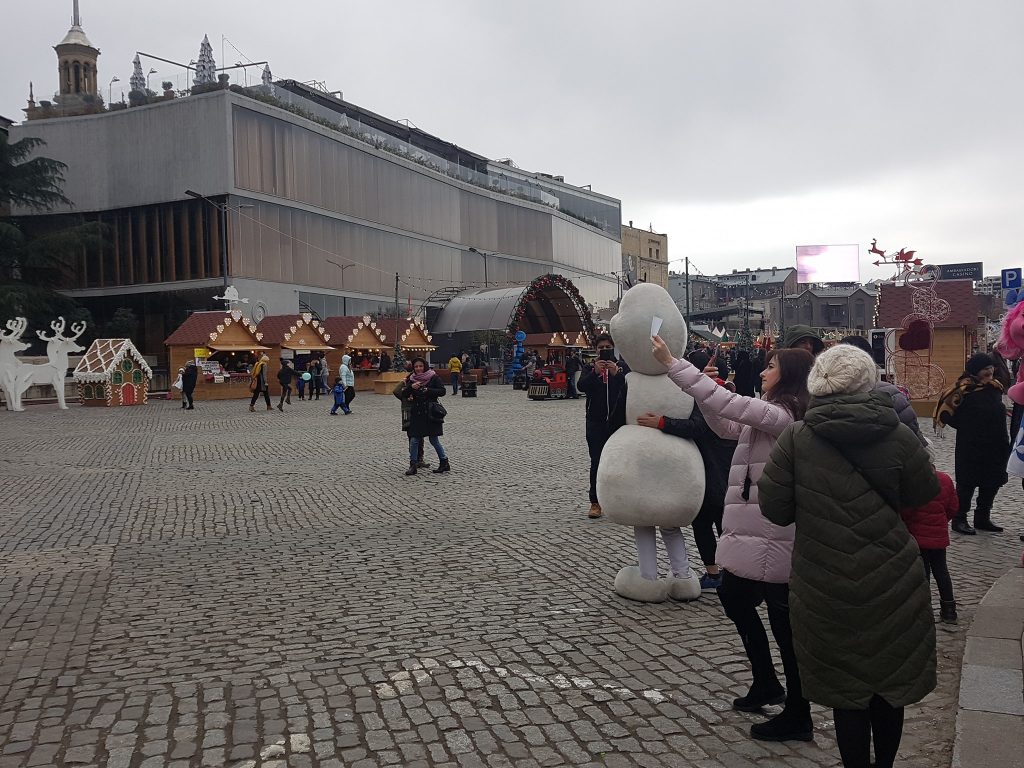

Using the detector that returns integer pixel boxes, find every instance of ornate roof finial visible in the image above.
[130,54,146,92]
[73,0,81,26]
[28,81,35,106]
[193,35,217,86]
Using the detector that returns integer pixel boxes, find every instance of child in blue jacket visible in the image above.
[330,377,350,415]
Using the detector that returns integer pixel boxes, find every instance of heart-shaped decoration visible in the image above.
[899,319,931,351]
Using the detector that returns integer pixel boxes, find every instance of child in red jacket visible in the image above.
[900,467,959,624]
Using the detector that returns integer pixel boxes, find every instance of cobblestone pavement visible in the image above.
[0,386,1020,768]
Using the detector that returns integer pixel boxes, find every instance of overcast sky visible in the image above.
[4,1,1022,280]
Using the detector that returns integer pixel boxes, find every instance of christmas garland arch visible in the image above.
[504,274,597,343]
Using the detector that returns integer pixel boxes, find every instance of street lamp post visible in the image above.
[108,76,119,104]
[146,68,157,91]
[326,259,355,316]
[467,247,490,288]
[185,189,230,291]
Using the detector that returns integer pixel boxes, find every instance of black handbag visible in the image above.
[427,401,447,423]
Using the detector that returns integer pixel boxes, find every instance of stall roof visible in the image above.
[322,315,390,349]
[432,287,526,333]
[165,311,266,348]
[210,343,270,352]
[257,314,334,350]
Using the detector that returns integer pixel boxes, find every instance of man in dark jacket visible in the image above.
[577,333,629,519]
[181,361,198,410]
[276,360,295,411]
[565,351,581,399]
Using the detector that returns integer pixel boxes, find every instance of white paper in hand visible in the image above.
[651,316,663,339]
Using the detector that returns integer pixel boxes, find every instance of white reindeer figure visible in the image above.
[12,317,87,410]
[0,318,31,411]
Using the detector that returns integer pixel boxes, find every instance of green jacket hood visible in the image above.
[803,392,900,445]
[782,325,824,354]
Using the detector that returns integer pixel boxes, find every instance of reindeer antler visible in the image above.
[37,316,67,342]
[69,320,87,340]
[0,317,28,341]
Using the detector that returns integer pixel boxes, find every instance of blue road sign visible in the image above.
[1001,268,1022,290]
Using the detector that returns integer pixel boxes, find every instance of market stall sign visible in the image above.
[194,348,210,358]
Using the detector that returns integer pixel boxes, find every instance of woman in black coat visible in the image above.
[733,350,755,397]
[399,357,450,475]
[935,353,1008,534]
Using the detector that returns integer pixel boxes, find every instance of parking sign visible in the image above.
[1002,268,1022,290]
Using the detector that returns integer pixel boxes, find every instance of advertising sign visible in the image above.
[937,262,983,281]
[795,245,860,283]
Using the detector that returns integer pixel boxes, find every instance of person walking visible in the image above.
[399,357,450,475]
[758,344,939,768]
[295,359,308,400]
[338,354,356,415]
[309,356,323,400]
[276,359,295,411]
[565,350,581,399]
[249,354,272,411]
[173,367,185,407]
[393,362,430,470]
[934,353,1009,534]
[447,353,462,395]
[578,333,629,519]
[181,360,198,410]
[900,463,960,624]
[652,335,815,742]
[330,377,346,416]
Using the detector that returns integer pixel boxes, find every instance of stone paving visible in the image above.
[0,386,1021,768]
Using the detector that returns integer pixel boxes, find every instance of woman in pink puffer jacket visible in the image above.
[653,337,814,743]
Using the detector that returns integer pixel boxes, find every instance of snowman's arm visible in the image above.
[758,424,797,527]
[666,359,792,438]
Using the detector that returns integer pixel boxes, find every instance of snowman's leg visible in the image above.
[662,527,701,602]
[633,526,659,580]
[660,527,691,577]
[614,527,669,603]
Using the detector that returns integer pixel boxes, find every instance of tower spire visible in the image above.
[73,0,81,27]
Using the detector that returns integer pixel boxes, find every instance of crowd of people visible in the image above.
[581,324,1015,768]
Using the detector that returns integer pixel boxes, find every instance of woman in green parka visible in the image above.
[758,344,939,768]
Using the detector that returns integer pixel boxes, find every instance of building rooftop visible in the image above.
[713,267,796,285]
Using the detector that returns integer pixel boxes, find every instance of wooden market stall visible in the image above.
[256,314,336,396]
[398,318,437,360]
[164,310,270,400]
[877,279,978,416]
[322,315,390,391]
[73,338,153,406]
[523,332,571,366]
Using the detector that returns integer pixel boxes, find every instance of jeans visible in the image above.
[920,548,954,603]
[566,372,578,398]
[410,435,446,462]
[691,501,724,566]
[586,420,615,504]
[718,570,809,715]
[833,694,904,768]
[451,372,460,394]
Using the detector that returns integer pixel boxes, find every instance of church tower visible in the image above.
[54,0,100,100]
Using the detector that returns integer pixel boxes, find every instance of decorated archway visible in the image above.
[503,274,596,343]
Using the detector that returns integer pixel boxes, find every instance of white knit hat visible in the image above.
[807,344,877,396]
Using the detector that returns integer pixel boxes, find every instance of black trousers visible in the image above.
[586,420,615,504]
[183,388,194,408]
[691,501,724,566]
[278,385,292,407]
[955,483,999,525]
[345,386,356,407]
[920,548,954,603]
[833,694,904,768]
[718,571,809,715]
[249,387,270,407]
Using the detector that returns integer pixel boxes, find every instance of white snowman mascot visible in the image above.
[596,283,705,602]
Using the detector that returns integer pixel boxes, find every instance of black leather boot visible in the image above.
[404,461,417,476]
[432,457,451,474]
[940,600,958,624]
[951,516,976,535]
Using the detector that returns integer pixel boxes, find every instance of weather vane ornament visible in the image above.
[213,285,250,311]
[869,238,923,282]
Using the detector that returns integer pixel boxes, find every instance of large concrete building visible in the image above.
[10,6,622,361]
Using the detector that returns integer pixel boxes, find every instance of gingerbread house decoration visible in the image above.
[399,318,437,353]
[73,338,153,406]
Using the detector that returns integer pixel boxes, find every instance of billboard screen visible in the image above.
[795,244,860,283]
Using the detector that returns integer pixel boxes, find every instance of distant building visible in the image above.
[9,3,622,362]
[668,266,799,331]
[782,285,878,331]
[621,222,668,288]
